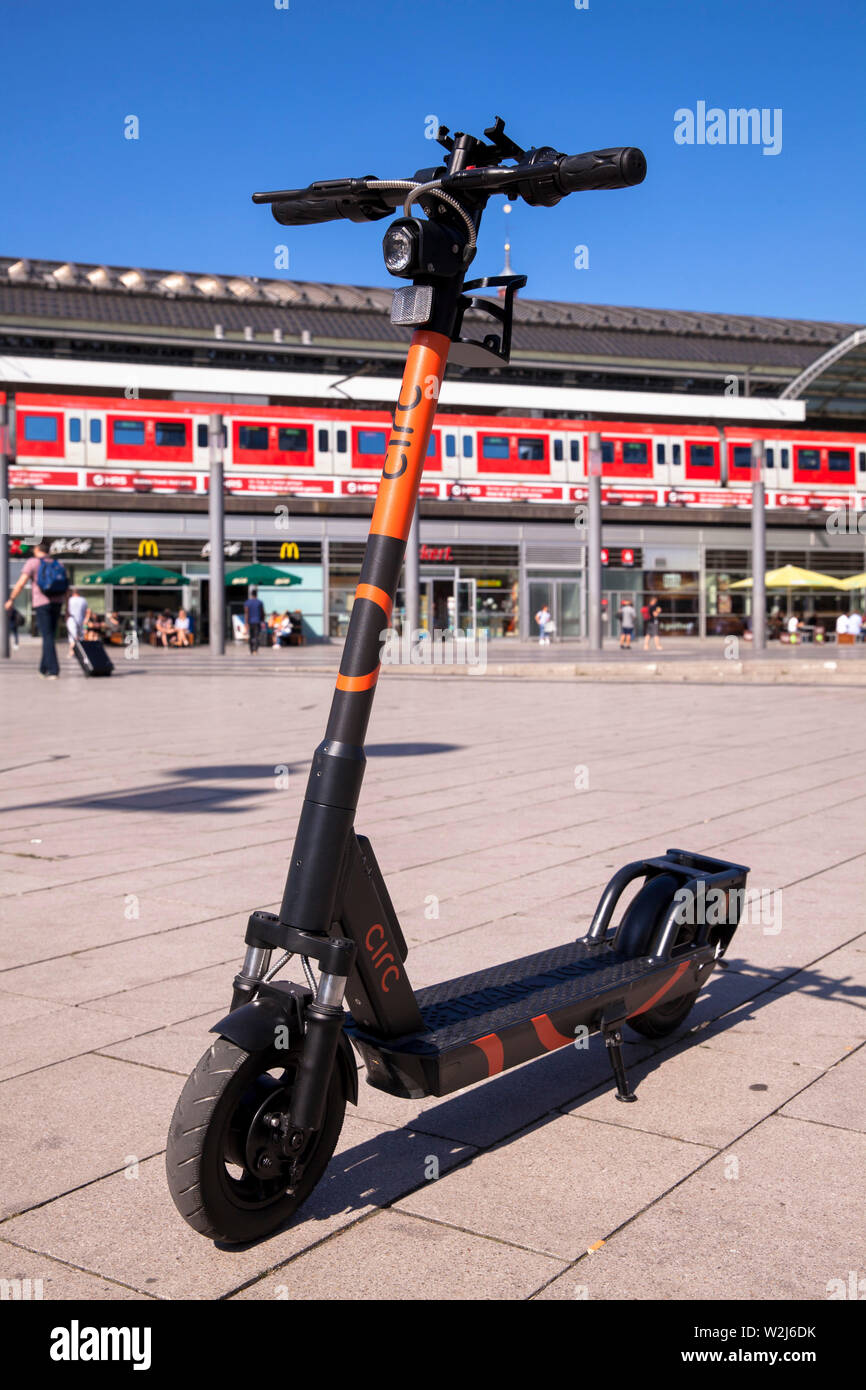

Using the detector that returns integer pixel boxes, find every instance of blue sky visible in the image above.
[3,0,863,322]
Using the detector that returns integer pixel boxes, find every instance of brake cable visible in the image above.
[365,179,478,250]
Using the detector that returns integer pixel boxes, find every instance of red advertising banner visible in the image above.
[602,487,661,505]
[666,488,752,507]
[773,491,854,510]
[446,481,564,502]
[342,479,439,498]
[86,471,198,492]
[9,468,79,489]
[223,476,335,495]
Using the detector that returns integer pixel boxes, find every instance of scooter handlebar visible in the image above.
[253,177,399,226]
[555,146,647,193]
[253,144,647,226]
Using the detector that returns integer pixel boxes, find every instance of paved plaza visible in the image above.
[0,647,864,1300]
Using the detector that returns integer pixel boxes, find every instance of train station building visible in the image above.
[2,254,865,641]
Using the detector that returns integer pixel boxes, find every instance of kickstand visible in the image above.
[603,1027,637,1103]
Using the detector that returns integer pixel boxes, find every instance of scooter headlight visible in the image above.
[383,222,418,276]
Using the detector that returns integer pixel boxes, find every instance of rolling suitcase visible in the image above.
[73,638,114,677]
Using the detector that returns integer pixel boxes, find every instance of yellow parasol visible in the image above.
[729,565,846,619]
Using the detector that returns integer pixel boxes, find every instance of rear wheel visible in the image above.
[166,1035,345,1243]
[616,873,701,1039]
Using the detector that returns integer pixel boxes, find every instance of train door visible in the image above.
[84,410,106,466]
[442,428,459,480]
[566,433,583,482]
[314,422,332,473]
[65,407,86,469]
[550,431,568,480]
[654,436,671,487]
[461,427,477,477]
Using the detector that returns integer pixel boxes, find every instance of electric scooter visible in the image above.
[166,119,750,1244]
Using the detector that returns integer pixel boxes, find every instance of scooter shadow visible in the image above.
[215,955,865,1250]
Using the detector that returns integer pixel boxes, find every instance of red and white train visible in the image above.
[7,391,866,511]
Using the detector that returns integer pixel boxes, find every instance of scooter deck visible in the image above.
[345,935,709,1099]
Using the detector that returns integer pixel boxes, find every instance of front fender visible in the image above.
[211,981,358,1106]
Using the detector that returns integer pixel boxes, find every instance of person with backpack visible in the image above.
[243,586,266,655]
[4,540,69,678]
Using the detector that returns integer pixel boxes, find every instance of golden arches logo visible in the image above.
[138,539,159,558]
[279,542,299,560]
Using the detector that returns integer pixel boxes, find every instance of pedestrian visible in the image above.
[244,586,266,654]
[174,608,192,648]
[66,587,90,657]
[619,598,635,649]
[534,603,552,645]
[835,611,849,642]
[643,598,663,651]
[848,609,863,642]
[4,539,68,679]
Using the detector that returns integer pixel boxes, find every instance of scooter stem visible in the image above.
[278,328,452,934]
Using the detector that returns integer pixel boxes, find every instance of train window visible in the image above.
[623,441,648,464]
[598,441,614,463]
[780,448,789,468]
[69,418,82,443]
[732,446,752,469]
[197,423,208,448]
[463,434,473,458]
[336,430,347,453]
[570,440,580,462]
[238,425,268,450]
[318,428,328,452]
[797,448,820,470]
[766,448,775,466]
[553,439,564,462]
[689,444,715,467]
[358,429,387,454]
[23,415,58,442]
[113,419,145,445]
[672,444,681,465]
[518,439,545,461]
[859,451,866,473]
[278,427,308,452]
[656,443,665,465]
[89,419,102,444]
[828,449,851,472]
[482,435,510,460]
[426,435,436,457]
[156,422,187,447]
[445,435,457,459]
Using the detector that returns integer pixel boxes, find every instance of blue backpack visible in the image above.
[37,556,69,598]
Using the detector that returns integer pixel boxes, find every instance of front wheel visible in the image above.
[166,1035,346,1243]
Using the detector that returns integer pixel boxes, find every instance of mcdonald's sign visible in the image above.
[138,539,159,558]
[279,542,299,560]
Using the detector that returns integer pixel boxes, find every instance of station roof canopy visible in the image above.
[1,255,863,421]
[780,327,866,419]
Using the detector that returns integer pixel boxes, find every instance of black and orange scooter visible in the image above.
[166,119,749,1243]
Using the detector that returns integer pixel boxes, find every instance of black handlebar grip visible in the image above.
[270,196,350,226]
[556,147,647,193]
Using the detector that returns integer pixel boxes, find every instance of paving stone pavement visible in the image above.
[0,653,863,1300]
